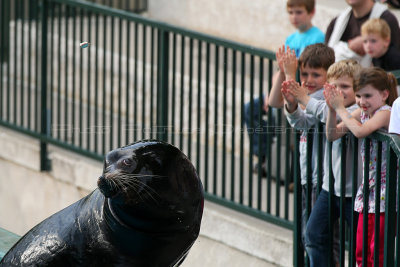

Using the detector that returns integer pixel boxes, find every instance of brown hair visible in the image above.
[355,67,398,106]
[327,59,362,89]
[298,43,335,71]
[287,0,315,13]
[361,18,391,40]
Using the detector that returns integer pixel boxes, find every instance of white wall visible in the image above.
[147,0,342,51]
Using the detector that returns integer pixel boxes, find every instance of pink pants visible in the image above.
[355,213,385,267]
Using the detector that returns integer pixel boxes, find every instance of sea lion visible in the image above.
[0,140,204,266]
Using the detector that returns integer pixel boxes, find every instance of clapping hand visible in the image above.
[323,83,344,111]
[282,48,297,80]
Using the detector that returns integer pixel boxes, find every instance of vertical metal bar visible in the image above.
[86,10,92,150]
[20,0,25,127]
[64,5,69,143]
[0,0,4,119]
[133,22,138,141]
[383,145,397,267]
[374,141,382,267]
[349,136,358,267]
[187,38,193,159]
[239,51,245,204]
[49,2,54,137]
[79,7,84,147]
[339,136,347,267]
[248,54,254,207]
[293,131,304,267]
[6,0,11,122]
[14,0,19,124]
[40,0,50,171]
[57,4,62,140]
[170,33,176,144]
[125,19,130,145]
[71,6,76,145]
[94,10,99,152]
[317,122,324,195]
[306,130,314,225]
[150,27,155,139]
[222,47,227,199]
[179,35,185,150]
[257,56,263,210]
[101,11,107,154]
[328,140,334,266]
[396,159,400,266]
[196,40,202,174]
[156,29,169,142]
[117,15,122,147]
[230,49,236,202]
[213,45,219,196]
[141,25,146,139]
[34,0,40,132]
[27,0,32,129]
[284,120,291,220]
[362,139,371,267]
[109,13,114,151]
[204,42,210,192]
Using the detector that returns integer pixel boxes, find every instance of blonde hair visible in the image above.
[286,0,315,13]
[361,18,391,40]
[327,59,362,89]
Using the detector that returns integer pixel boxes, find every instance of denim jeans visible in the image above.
[244,96,275,158]
[304,189,353,267]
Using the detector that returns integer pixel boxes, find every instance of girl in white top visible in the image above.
[324,67,398,267]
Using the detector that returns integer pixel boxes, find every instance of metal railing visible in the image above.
[0,0,292,230]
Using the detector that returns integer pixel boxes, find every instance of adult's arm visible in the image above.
[324,17,337,44]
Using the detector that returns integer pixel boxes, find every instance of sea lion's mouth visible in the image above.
[97,175,118,198]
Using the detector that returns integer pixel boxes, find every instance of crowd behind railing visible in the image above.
[249,0,400,266]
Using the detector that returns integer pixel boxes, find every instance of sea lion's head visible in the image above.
[97,140,204,234]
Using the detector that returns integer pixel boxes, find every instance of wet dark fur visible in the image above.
[0,140,204,267]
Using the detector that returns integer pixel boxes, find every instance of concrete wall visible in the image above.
[0,126,292,266]
[147,0,400,52]
[147,0,342,51]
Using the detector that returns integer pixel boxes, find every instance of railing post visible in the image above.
[383,145,396,266]
[0,0,10,63]
[157,29,169,142]
[293,130,304,267]
[40,0,51,171]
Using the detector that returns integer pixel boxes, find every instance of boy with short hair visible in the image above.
[284,59,362,266]
[285,0,325,57]
[245,0,325,174]
[279,43,335,251]
[361,18,400,71]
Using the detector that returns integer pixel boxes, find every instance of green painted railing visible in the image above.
[0,0,290,230]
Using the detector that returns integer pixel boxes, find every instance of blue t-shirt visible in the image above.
[284,26,325,57]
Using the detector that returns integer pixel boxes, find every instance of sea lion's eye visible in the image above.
[122,159,133,166]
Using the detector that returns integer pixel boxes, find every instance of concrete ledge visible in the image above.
[192,200,293,267]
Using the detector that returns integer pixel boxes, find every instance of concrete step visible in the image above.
[183,200,293,267]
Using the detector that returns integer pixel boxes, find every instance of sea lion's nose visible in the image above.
[97,175,105,186]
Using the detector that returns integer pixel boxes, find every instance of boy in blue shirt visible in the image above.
[285,0,325,57]
[245,0,324,174]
